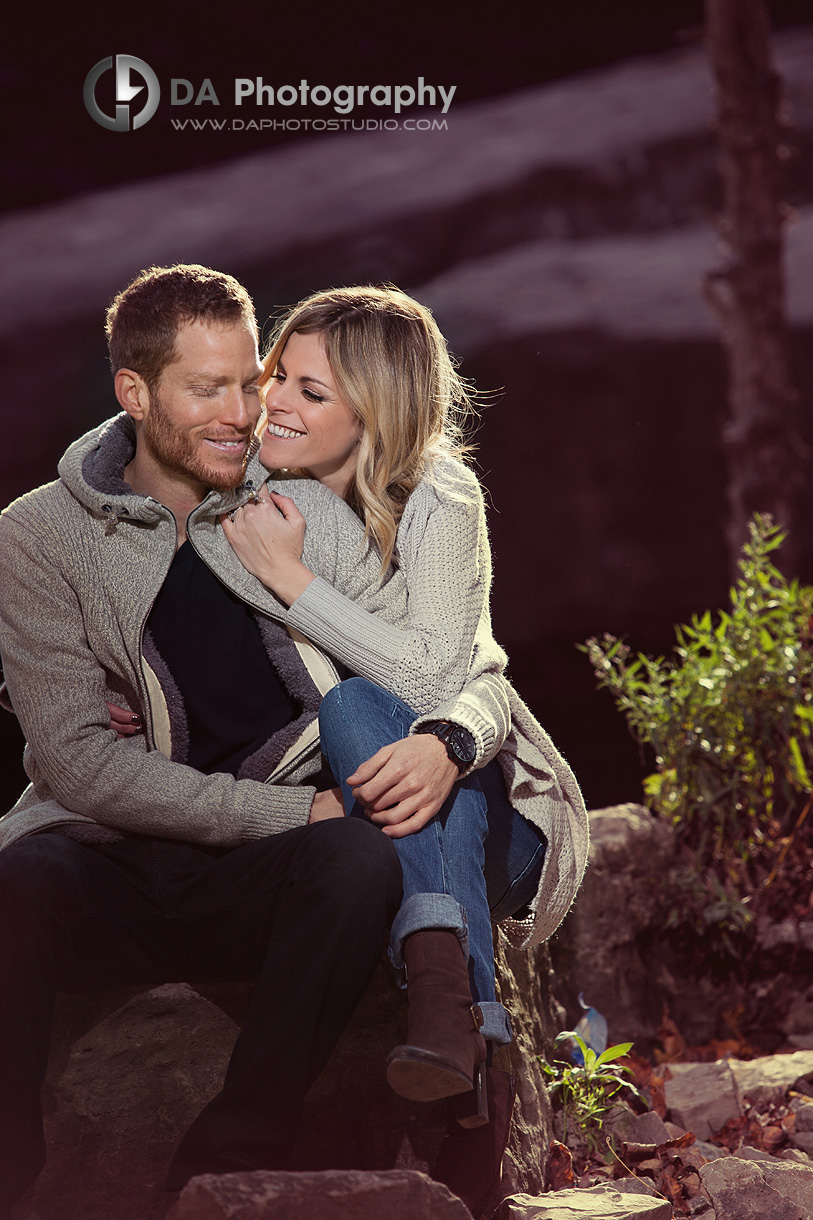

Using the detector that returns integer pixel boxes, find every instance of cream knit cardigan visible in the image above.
[279,460,590,948]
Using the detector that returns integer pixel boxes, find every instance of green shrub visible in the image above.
[582,515,813,871]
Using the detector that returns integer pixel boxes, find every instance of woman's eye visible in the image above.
[302,389,324,403]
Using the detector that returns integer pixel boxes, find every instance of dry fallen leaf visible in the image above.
[709,1113,762,1152]
[654,1006,687,1064]
[546,1140,575,1191]
[650,1071,669,1118]
[762,1123,786,1153]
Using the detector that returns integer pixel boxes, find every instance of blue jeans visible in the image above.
[318,678,548,1046]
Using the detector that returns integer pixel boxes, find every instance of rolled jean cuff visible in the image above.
[389,892,468,971]
[478,1001,513,1046]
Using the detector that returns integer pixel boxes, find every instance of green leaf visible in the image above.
[789,736,812,789]
[595,1042,633,1068]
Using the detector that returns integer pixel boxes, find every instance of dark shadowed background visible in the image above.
[2,0,811,814]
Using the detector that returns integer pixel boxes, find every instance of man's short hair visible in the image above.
[105,264,257,392]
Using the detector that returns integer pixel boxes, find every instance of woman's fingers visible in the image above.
[346,743,396,795]
[219,485,312,602]
[224,490,305,534]
[267,491,306,527]
[106,701,142,738]
[348,736,459,837]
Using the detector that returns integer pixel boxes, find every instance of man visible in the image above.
[0,264,503,1208]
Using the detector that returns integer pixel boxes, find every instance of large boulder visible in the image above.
[552,807,813,1053]
[701,1156,813,1220]
[663,1062,742,1141]
[289,937,559,1191]
[549,805,676,1047]
[2,30,810,341]
[166,1169,472,1220]
[13,984,239,1220]
[495,1183,673,1219]
[11,940,560,1219]
[729,1052,813,1110]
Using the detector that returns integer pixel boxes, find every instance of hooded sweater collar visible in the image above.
[58,413,264,526]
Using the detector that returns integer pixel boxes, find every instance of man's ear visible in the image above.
[114,368,151,421]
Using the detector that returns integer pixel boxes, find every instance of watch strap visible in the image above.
[415,720,476,771]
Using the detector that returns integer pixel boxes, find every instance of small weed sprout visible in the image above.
[540,1033,641,1155]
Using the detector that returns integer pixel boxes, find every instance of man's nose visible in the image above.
[221,387,257,429]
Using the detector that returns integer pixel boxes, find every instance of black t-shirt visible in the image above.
[146,542,299,776]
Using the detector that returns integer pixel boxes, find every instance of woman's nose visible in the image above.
[265,379,289,412]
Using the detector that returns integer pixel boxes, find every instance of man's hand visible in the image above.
[347,735,459,839]
[309,786,346,823]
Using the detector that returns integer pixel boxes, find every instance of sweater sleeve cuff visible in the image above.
[239,785,315,839]
[409,699,499,774]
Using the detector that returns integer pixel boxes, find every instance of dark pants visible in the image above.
[0,818,402,1207]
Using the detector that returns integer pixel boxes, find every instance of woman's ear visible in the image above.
[114,368,151,421]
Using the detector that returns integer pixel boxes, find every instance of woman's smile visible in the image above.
[266,422,306,439]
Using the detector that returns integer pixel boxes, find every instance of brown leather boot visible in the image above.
[386,929,487,1103]
[432,1067,517,1219]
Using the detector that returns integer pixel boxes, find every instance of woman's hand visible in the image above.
[222,487,317,605]
[106,702,143,738]
[347,735,459,839]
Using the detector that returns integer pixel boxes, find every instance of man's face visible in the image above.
[141,319,263,492]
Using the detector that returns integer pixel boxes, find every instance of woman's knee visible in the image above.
[320,678,384,734]
[320,678,414,732]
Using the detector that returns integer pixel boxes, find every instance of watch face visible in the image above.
[449,726,476,764]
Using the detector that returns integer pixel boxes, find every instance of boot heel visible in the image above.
[451,1058,489,1129]
[433,1069,517,1218]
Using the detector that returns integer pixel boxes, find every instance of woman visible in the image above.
[220,287,589,1146]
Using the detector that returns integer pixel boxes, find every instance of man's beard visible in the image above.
[144,391,251,492]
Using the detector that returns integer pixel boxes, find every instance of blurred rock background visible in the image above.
[1,1,811,815]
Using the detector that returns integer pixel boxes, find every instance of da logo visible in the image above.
[84,55,160,131]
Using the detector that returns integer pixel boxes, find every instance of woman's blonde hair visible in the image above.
[259,285,477,571]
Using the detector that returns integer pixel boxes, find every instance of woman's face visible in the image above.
[259,330,361,498]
